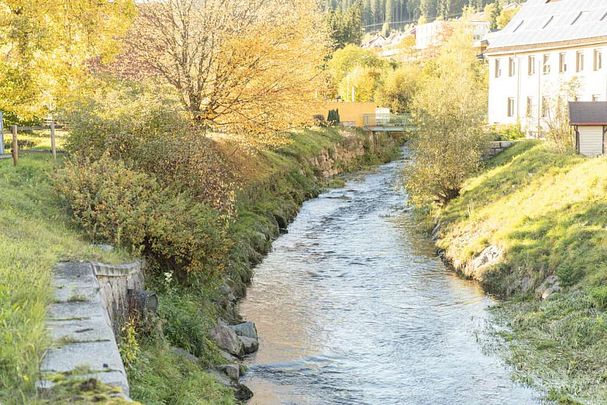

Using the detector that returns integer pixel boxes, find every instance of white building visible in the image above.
[485,0,607,136]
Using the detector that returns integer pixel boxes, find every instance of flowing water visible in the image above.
[239,149,540,405]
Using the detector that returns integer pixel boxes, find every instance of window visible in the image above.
[576,51,585,72]
[507,97,515,117]
[559,53,567,73]
[526,97,533,118]
[593,94,601,102]
[541,97,549,118]
[594,49,603,71]
[495,59,502,78]
[543,54,551,74]
[509,57,516,76]
[528,55,536,75]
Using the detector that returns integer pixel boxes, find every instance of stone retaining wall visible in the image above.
[485,141,513,158]
[92,261,145,337]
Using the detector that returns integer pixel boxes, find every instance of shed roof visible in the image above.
[569,102,607,125]
[486,0,607,54]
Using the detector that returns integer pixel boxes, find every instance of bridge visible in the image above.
[362,113,416,132]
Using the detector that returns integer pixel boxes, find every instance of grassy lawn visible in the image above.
[438,141,607,403]
[0,155,128,403]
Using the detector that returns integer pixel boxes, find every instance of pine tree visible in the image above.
[386,0,394,23]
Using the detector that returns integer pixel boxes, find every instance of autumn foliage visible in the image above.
[120,0,330,146]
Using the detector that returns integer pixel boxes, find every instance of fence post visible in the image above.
[50,121,56,161]
[0,111,3,155]
[11,125,18,166]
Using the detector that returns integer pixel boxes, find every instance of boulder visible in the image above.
[210,324,244,357]
[217,364,240,381]
[471,245,503,270]
[170,347,199,364]
[535,275,561,300]
[229,321,258,340]
[239,336,259,354]
[235,384,254,401]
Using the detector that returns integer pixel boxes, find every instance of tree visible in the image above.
[125,0,329,145]
[405,22,489,206]
[338,65,385,101]
[326,1,363,49]
[0,0,135,122]
[543,79,579,152]
[328,44,387,84]
[496,5,520,29]
[376,65,421,113]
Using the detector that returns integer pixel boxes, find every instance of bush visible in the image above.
[490,124,526,141]
[327,109,340,126]
[55,155,230,282]
[63,85,237,215]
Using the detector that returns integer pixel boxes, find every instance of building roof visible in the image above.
[486,0,607,54]
[569,102,607,125]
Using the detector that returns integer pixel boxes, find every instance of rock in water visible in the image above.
[210,324,244,357]
[239,336,259,354]
[230,321,258,340]
[235,384,254,401]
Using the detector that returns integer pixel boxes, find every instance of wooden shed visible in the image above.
[569,102,607,157]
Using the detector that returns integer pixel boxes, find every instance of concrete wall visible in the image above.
[92,261,145,337]
[487,42,607,136]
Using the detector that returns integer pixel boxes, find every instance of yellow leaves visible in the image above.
[0,0,136,119]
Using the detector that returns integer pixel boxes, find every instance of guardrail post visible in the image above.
[0,111,4,155]
[11,125,18,166]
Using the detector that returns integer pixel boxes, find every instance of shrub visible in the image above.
[327,109,341,126]
[55,155,230,282]
[490,124,526,141]
[63,85,238,215]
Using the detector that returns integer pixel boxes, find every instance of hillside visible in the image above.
[437,141,607,403]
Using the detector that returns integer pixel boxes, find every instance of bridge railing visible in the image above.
[362,113,412,129]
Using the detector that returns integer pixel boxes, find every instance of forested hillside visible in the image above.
[324,0,519,30]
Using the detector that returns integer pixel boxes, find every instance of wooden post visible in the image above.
[0,111,4,155]
[50,121,57,161]
[11,125,18,166]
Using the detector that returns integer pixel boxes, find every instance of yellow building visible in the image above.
[317,102,377,127]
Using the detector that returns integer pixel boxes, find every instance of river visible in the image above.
[239,149,540,405]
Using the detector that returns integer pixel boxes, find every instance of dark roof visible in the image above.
[569,102,607,126]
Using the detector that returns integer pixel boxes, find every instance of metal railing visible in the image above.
[362,113,412,128]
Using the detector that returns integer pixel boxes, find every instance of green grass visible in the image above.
[2,129,68,152]
[0,155,128,403]
[128,340,235,405]
[438,140,607,403]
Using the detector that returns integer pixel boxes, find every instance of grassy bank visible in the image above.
[437,140,607,403]
[126,127,402,403]
[0,155,128,403]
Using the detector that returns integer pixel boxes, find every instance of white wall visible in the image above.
[579,126,604,157]
[487,43,607,136]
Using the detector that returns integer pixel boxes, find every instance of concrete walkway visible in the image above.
[39,262,130,398]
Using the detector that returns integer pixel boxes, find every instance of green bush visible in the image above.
[63,85,237,215]
[55,156,230,282]
[490,124,526,141]
[327,109,340,126]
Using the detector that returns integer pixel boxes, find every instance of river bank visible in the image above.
[127,127,404,403]
[433,140,607,404]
